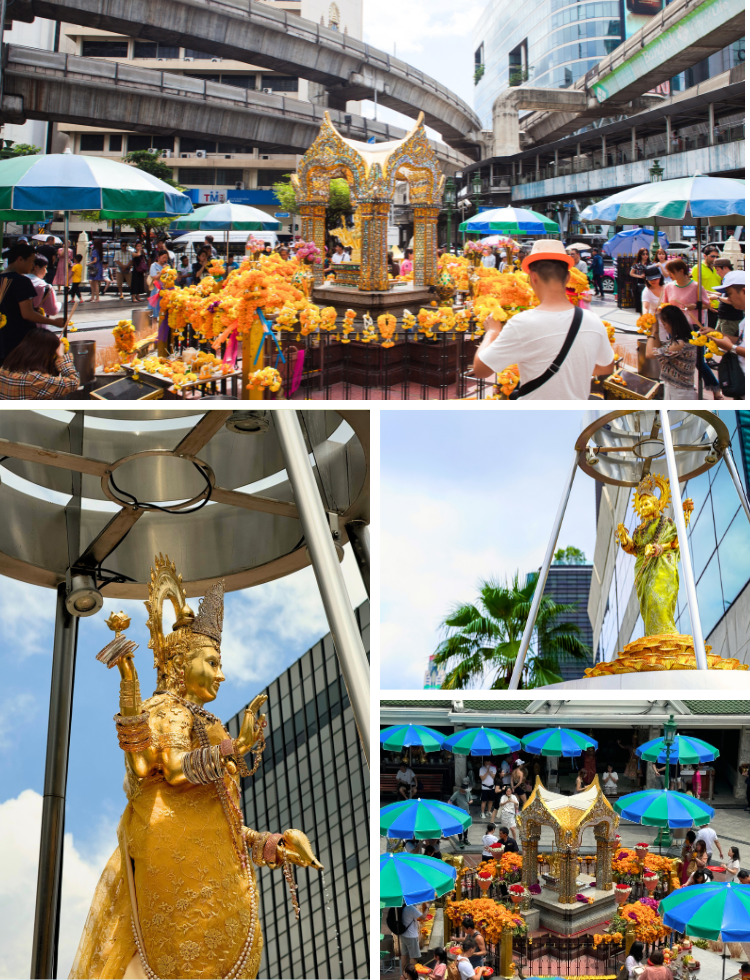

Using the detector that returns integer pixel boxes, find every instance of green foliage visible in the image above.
[0,141,42,159]
[473,64,485,85]
[433,572,591,689]
[272,175,354,229]
[553,545,587,564]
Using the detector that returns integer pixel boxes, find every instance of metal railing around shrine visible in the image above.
[262,328,489,400]
[167,322,492,400]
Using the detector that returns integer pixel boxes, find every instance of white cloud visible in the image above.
[220,545,367,688]
[0,789,116,980]
[364,0,483,57]
[0,578,57,659]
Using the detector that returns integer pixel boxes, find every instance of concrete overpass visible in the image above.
[2,44,473,169]
[517,0,744,147]
[6,0,483,153]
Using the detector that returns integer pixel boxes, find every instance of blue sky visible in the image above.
[380,409,598,688]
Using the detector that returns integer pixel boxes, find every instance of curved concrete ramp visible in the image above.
[4,45,473,169]
[29,0,482,153]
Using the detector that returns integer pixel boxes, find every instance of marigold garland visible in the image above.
[247,366,282,393]
[444,899,527,943]
[377,313,397,348]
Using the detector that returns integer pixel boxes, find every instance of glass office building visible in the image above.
[597,411,750,660]
[473,0,623,127]
[543,560,595,680]
[225,602,370,979]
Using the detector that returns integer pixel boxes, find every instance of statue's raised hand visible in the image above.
[615,522,631,547]
[281,828,324,871]
[235,694,268,755]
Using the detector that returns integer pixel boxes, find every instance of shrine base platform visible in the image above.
[533,884,617,936]
[313,283,435,317]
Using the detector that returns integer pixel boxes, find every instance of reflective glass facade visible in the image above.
[473,0,622,128]
[542,563,595,680]
[225,603,370,979]
[597,412,750,660]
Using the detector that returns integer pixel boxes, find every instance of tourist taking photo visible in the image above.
[473,240,613,399]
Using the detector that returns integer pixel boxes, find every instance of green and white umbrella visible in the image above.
[442,726,522,756]
[380,799,471,839]
[171,202,280,231]
[579,174,745,227]
[460,205,559,236]
[380,852,457,906]
[0,153,192,214]
[521,727,598,757]
[614,788,714,828]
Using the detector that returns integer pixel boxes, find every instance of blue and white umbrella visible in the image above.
[459,206,560,236]
[0,152,192,214]
[580,175,745,227]
[602,228,669,257]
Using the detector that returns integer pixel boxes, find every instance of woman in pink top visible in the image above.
[27,254,61,317]
[400,248,414,275]
[663,257,713,329]
[429,948,449,979]
[641,950,673,980]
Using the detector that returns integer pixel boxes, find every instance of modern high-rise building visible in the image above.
[589,411,750,666]
[472,0,624,128]
[224,601,370,980]
[543,558,595,681]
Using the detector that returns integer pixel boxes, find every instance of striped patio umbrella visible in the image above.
[614,789,714,828]
[442,727,522,756]
[579,175,745,227]
[659,882,750,941]
[380,852,457,906]
[171,201,280,231]
[380,799,471,839]
[636,735,719,765]
[0,153,192,214]
[459,206,559,236]
[0,209,54,222]
[521,728,598,758]
[380,725,445,752]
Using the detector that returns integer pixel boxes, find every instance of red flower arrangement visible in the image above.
[477,870,493,880]
[509,884,525,895]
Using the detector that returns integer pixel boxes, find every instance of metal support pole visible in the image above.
[723,449,750,524]
[30,584,80,979]
[659,409,708,670]
[345,519,370,598]
[509,452,580,690]
[275,411,370,765]
[31,411,83,979]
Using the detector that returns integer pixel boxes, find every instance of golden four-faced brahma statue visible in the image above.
[70,555,322,980]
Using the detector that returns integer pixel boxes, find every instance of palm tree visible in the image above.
[433,572,590,689]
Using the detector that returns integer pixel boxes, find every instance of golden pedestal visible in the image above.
[585,634,748,677]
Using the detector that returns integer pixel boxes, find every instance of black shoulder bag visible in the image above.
[508,305,584,400]
[718,349,745,399]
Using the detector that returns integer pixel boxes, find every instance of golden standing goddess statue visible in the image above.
[585,473,746,675]
[70,555,322,980]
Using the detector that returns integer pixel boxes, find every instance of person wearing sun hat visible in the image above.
[711,270,745,392]
[473,239,614,399]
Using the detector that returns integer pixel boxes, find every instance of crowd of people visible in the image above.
[471,239,744,400]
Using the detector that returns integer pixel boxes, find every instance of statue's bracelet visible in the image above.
[251,831,272,866]
[264,833,284,869]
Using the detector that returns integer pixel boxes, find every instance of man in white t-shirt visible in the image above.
[396,762,417,800]
[568,248,588,274]
[696,825,723,863]
[482,822,499,858]
[474,239,614,399]
[400,903,427,968]
[479,760,497,820]
[331,244,347,265]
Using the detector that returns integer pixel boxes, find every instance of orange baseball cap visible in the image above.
[521,239,574,274]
